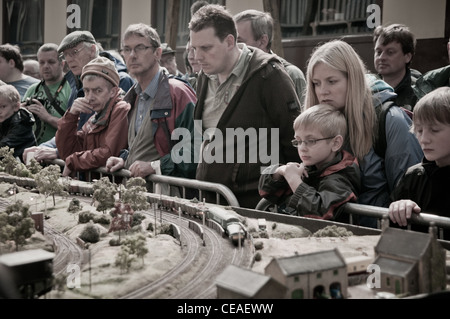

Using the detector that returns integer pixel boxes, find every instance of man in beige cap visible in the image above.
[55,57,130,177]
[160,43,183,77]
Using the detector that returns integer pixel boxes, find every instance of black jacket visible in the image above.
[0,107,37,160]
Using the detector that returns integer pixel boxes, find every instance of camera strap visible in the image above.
[37,78,67,117]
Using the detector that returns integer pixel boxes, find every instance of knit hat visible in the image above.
[81,57,120,87]
[161,43,175,55]
[58,30,96,53]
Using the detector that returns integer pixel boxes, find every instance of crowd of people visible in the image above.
[0,2,449,235]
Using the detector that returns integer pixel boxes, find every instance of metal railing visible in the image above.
[50,160,450,240]
[256,198,450,239]
[50,159,240,207]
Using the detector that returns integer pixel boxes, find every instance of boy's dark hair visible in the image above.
[189,4,237,43]
[373,24,416,67]
[0,44,24,72]
[413,86,450,127]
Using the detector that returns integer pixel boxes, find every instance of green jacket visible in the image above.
[413,65,450,100]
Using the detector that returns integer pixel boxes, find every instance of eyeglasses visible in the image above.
[291,136,335,148]
[120,45,153,56]
[60,46,85,61]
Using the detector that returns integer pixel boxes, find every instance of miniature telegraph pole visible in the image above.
[153,203,157,237]
[202,198,206,226]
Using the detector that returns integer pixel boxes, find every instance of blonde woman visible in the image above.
[305,40,423,227]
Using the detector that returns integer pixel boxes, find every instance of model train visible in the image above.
[0,173,247,246]
[145,192,247,246]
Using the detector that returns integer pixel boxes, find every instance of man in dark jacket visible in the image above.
[189,4,301,208]
[373,23,420,111]
[0,85,36,161]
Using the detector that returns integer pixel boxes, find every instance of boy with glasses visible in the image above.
[259,104,360,222]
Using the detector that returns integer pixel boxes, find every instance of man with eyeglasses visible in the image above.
[105,23,197,191]
[22,30,134,164]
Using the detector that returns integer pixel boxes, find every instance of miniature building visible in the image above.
[265,248,348,299]
[215,264,287,299]
[31,212,44,234]
[0,249,55,298]
[373,226,447,296]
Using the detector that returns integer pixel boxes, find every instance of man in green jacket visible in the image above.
[189,4,301,208]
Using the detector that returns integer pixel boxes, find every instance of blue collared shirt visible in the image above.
[134,68,161,133]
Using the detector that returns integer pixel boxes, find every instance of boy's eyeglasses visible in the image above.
[292,136,335,148]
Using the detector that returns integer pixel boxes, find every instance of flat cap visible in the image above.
[161,43,175,55]
[81,57,119,87]
[58,30,96,53]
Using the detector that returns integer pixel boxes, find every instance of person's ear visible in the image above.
[154,47,163,61]
[225,34,236,49]
[332,135,344,152]
[258,34,269,52]
[404,52,413,65]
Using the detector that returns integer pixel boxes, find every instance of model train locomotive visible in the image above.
[145,192,247,246]
[0,173,247,246]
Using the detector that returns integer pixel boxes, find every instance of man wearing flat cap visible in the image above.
[23,30,134,164]
[160,43,183,77]
[55,57,130,177]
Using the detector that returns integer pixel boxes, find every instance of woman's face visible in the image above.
[311,62,348,111]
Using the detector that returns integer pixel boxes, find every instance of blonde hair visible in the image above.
[294,104,347,140]
[0,85,20,105]
[305,40,375,160]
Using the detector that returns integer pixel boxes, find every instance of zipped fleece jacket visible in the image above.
[258,151,360,222]
[0,107,37,161]
[390,159,450,239]
[56,91,130,172]
[194,47,301,208]
[122,71,198,179]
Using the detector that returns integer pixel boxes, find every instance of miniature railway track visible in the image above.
[120,210,252,299]
[45,226,84,275]
[119,211,202,299]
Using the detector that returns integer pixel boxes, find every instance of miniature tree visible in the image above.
[35,164,66,208]
[119,234,148,268]
[26,158,43,175]
[79,221,100,243]
[92,177,117,214]
[132,234,148,266]
[120,177,150,211]
[0,147,19,175]
[108,202,134,242]
[115,245,135,274]
[13,162,33,178]
[0,200,35,251]
[68,198,83,214]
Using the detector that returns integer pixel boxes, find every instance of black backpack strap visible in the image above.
[41,78,67,117]
[374,100,395,158]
